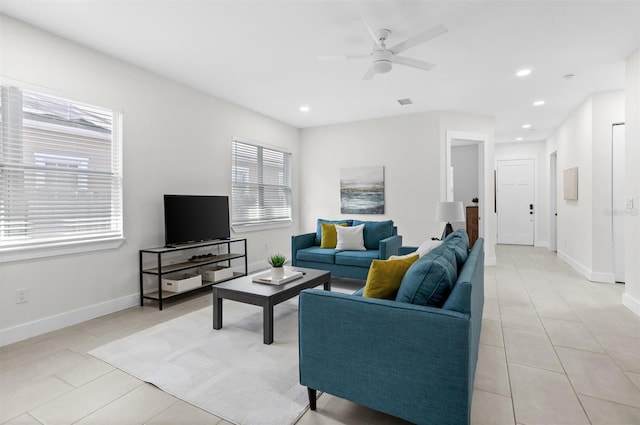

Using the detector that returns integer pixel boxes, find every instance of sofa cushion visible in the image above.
[335,250,380,268]
[353,220,394,250]
[444,229,470,271]
[427,243,457,271]
[315,219,352,245]
[336,224,366,250]
[395,248,457,307]
[445,228,470,246]
[320,222,347,248]
[296,247,338,264]
[363,254,419,300]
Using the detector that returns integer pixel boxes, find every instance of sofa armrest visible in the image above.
[299,290,471,424]
[291,232,316,266]
[398,246,418,256]
[378,234,402,259]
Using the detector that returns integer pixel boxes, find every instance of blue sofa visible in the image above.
[291,219,402,280]
[298,230,484,425]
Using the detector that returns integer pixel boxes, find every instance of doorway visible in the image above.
[612,123,625,283]
[497,158,535,245]
[445,131,486,240]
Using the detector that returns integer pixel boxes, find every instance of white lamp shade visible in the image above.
[435,201,466,223]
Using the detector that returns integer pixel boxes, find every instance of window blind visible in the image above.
[231,138,291,228]
[0,85,123,250]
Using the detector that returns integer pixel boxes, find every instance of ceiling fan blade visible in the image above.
[353,17,380,46]
[318,54,370,61]
[363,67,376,80]
[318,55,348,61]
[389,24,448,54]
[393,55,435,71]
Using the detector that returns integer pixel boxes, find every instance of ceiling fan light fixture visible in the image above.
[372,49,393,73]
[373,60,392,73]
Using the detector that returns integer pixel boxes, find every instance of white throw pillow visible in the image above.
[391,239,443,259]
[416,239,442,257]
[335,224,366,251]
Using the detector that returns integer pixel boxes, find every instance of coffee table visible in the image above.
[212,267,331,344]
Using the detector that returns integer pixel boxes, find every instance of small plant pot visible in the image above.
[271,267,285,280]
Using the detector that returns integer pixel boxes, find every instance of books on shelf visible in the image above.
[252,270,303,285]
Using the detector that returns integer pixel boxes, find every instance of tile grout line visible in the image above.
[516,248,595,425]
[491,247,517,425]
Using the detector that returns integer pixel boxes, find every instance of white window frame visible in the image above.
[231,137,292,232]
[0,80,124,262]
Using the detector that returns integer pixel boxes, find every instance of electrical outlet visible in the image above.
[16,288,29,304]
[626,197,634,210]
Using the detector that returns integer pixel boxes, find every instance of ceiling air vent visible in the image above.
[397,98,412,106]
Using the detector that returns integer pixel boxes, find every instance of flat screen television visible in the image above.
[163,195,230,247]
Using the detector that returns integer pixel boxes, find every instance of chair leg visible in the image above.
[308,387,317,410]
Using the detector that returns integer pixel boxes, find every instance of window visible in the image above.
[231,138,291,230]
[0,83,123,257]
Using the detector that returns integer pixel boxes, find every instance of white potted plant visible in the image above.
[267,254,287,280]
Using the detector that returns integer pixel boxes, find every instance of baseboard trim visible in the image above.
[0,294,139,348]
[556,250,615,283]
[622,293,640,316]
[535,241,549,249]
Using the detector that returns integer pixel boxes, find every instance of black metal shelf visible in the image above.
[139,238,247,310]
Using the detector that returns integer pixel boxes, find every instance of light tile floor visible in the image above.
[1,245,639,424]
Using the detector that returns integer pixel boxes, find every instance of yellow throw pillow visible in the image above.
[320,222,347,248]
[363,254,419,299]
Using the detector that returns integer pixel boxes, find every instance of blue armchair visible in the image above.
[298,237,484,425]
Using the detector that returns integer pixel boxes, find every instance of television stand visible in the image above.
[139,238,247,310]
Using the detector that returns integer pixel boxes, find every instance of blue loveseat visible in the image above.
[298,230,484,425]
[291,219,402,280]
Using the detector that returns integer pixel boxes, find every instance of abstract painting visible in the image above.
[563,167,578,200]
[340,166,385,214]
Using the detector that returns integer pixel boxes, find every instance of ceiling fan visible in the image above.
[320,17,447,80]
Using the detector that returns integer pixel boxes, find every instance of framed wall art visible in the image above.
[563,167,578,200]
[340,166,385,214]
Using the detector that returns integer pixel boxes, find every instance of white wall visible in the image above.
[300,113,440,247]
[591,91,625,278]
[545,91,625,283]
[0,16,300,345]
[299,111,496,265]
[495,140,548,247]
[624,50,640,315]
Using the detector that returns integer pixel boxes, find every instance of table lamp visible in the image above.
[436,201,465,240]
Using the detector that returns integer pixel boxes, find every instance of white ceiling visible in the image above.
[1,1,638,143]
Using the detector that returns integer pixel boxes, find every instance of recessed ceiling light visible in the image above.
[522,124,531,129]
[563,73,576,80]
[533,100,545,106]
[299,105,310,112]
[397,98,413,106]
[516,137,524,141]
[516,69,531,77]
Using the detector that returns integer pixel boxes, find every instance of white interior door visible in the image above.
[612,123,625,282]
[497,159,535,245]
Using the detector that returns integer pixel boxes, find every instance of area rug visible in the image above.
[89,299,309,425]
